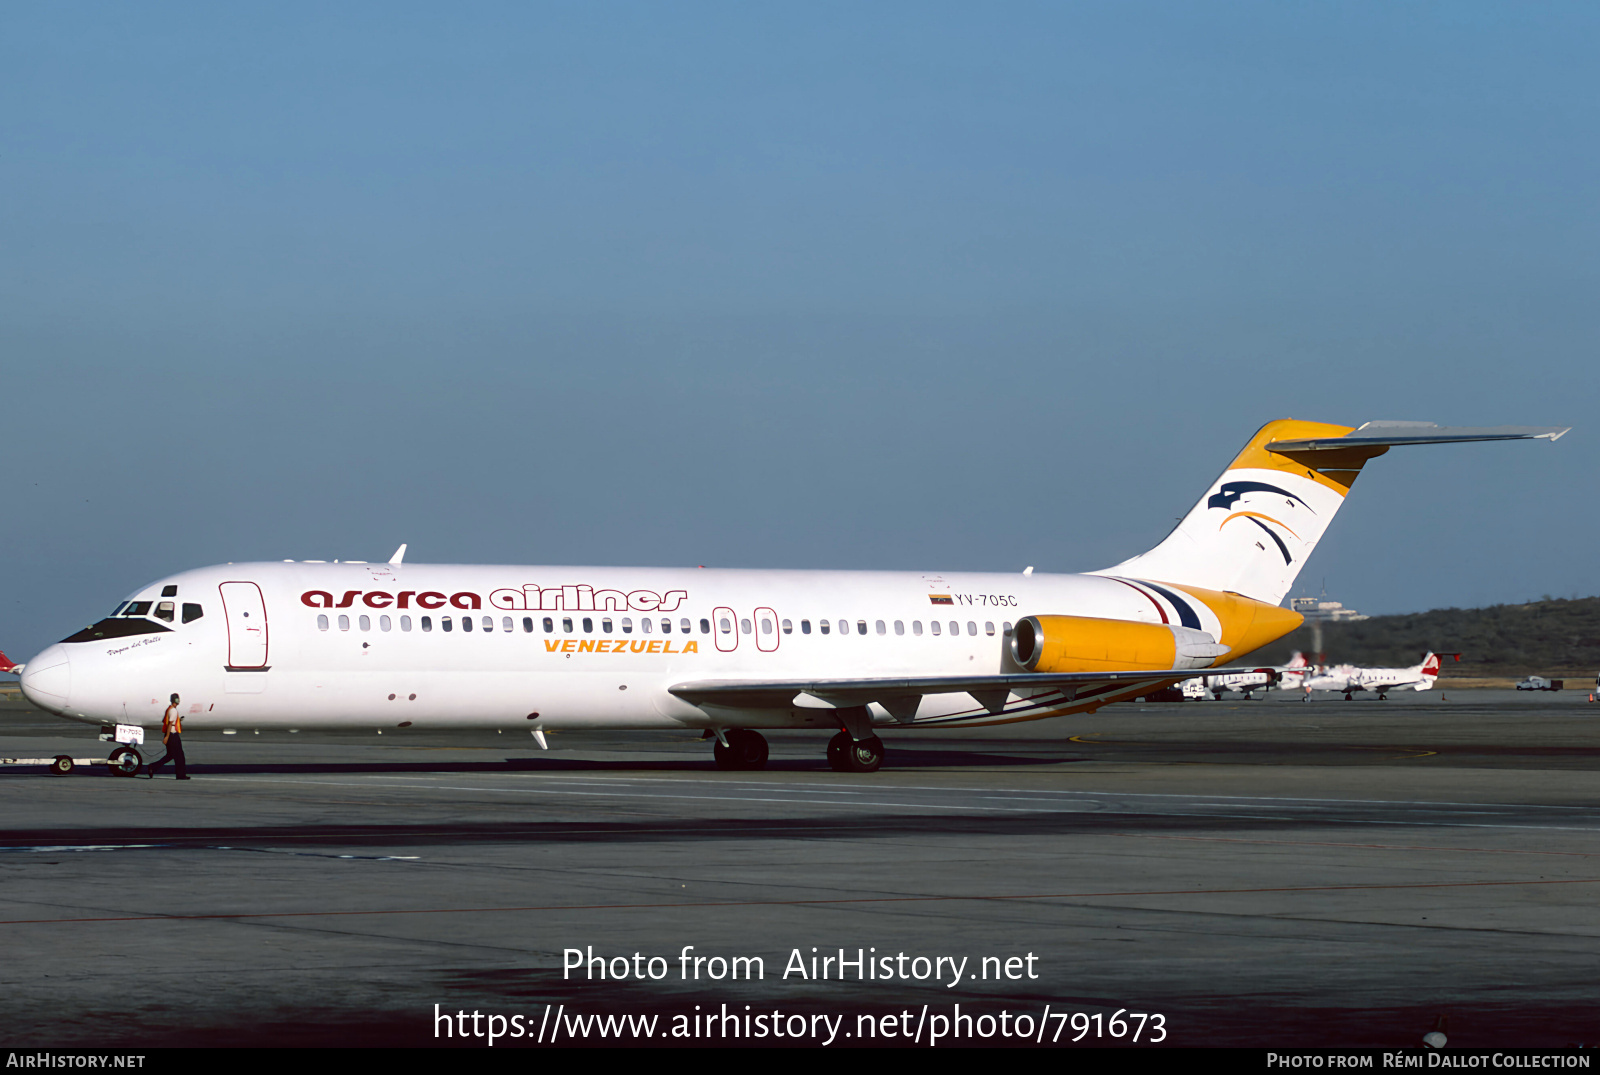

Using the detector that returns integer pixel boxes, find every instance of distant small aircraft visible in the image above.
[1301,652,1459,700]
[1181,652,1310,700]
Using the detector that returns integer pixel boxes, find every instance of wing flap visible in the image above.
[669,666,1277,711]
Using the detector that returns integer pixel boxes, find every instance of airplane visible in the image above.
[7,419,1567,774]
[1181,652,1310,700]
[1300,652,1460,700]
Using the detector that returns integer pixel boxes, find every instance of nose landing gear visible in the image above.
[107,746,143,777]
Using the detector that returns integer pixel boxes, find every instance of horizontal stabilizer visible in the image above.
[1267,422,1569,452]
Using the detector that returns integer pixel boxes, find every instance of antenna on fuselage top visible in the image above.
[389,544,407,565]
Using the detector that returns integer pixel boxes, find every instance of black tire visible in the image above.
[826,731,851,772]
[840,735,884,774]
[107,747,142,778]
[713,730,769,771]
[49,755,74,776]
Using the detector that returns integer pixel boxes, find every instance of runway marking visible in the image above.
[5,876,1600,927]
[212,773,1600,813]
[1108,833,1600,858]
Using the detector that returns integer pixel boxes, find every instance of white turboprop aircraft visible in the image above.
[1300,652,1458,701]
[7,420,1565,774]
[1181,652,1310,700]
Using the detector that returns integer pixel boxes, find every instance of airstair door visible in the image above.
[219,581,270,670]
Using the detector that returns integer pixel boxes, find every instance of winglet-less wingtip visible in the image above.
[389,544,407,565]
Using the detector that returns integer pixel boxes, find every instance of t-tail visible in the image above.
[1095,419,1569,607]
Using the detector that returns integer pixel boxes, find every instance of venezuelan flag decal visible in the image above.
[929,595,954,605]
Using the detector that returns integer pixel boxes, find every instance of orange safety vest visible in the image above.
[163,706,182,734]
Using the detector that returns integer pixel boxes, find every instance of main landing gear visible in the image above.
[712,729,769,771]
[827,731,884,774]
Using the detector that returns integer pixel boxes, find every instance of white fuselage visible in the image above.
[22,562,1228,734]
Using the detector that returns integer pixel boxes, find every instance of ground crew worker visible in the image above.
[146,693,189,779]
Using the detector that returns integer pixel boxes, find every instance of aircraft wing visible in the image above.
[670,666,1275,720]
[1266,422,1569,452]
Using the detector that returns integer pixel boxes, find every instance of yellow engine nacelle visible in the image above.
[1010,615,1229,673]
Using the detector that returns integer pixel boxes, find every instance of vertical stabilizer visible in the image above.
[1095,419,1389,605]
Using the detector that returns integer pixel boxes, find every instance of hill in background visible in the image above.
[1239,596,1600,681]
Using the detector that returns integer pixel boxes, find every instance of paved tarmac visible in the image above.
[1,688,1599,1048]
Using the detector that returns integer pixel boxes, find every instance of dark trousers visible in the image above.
[149,733,186,778]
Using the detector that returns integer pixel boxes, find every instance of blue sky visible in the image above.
[2,2,1595,658]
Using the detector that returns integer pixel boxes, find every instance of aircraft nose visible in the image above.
[20,644,71,712]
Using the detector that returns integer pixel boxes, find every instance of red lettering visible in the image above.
[450,592,481,610]
[363,592,393,608]
[301,590,334,608]
[396,590,417,609]
[335,590,362,608]
[416,592,447,609]
[628,590,661,611]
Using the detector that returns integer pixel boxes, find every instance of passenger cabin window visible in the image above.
[661,618,672,633]
[544,617,555,632]
[949,621,959,636]
[699,619,710,634]
[913,621,923,636]
[874,620,885,635]
[819,620,830,635]
[503,616,514,632]
[930,621,940,635]
[602,618,613,633]
[967,621,977,636]
[481,616,492,632]
[782,619,793,634]
[985,622,995,636]
[562,617,573,633]
[182,603,203,624]
[443,616,454,632]
[381,615,392,631]
[719,617,732,634]
[401,615,413,631]
[621,617,633,633]
[681,618,692,633]
[462,616,473,632]
[359,615,371,631]
[856,620,867,635]
[421,616,432,632]
[582,617,594,633]
[838,620,848,635]
[317,614,329,631]
[153,601,175,622]
[523,617,534,633]
[338,615,350,631]
[894,620,904,635]
[801,619,811,634]
[740,618,752,634]
[641,617,653,634]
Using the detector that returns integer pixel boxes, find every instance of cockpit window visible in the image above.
[182,603,203,624]
[123,601,152,617]
[110,602,128,617]
[61,618,173,644]
[153,601,175,623]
